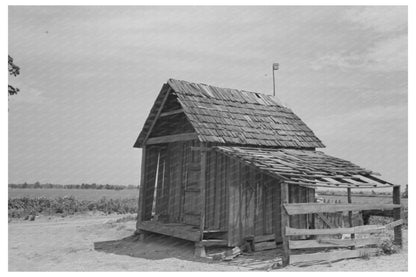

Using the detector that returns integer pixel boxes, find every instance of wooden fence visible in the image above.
[314,199,345,229]
[280,185,403,266]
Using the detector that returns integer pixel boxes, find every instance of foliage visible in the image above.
[379,238,399,255]
[402,185,408,198]
[9,182,138,190]
[8,55,20,96]
[8,196,138,219]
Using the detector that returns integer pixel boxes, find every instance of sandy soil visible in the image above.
[8,214,408,271]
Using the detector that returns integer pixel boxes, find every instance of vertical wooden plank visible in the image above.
[281,182,290,266]
[264,176,273,234]
[141,146,158,221]
[199,142,207,240]
[204,149,211,228]
[246,167,255,238]
[220,154,228,230]
[238,163,243,242]
[393,186,402,246]
[347,188,354,240]
[155,148,165,215]
[272,178,282,242]
[254,170,259,236]
[227,158,238,246]
[256,174,264,236]
[214,153,221,229]
[225,154,231,235]
[136,146,147,230]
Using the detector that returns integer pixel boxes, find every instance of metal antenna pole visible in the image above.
[272,65,276,97]
[272,63,279,97]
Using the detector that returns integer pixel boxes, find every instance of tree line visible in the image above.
[8,182,138,190]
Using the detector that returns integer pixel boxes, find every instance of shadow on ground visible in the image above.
[94,232,282,270]
[94,233,205,262]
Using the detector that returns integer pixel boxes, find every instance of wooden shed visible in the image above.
[134,79,402,263]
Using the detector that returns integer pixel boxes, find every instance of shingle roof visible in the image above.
[215,146,393,188]
[135,79,325,148]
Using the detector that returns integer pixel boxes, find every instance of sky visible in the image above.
[8,6,407,186]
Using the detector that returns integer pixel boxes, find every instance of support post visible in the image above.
[136,146,147,232]
[347,188,355,241]
[194,242,207,258]
[280,182,290,266]
[393,186,402,246]
[199,143,207,241]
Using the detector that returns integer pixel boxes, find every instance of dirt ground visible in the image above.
[8,214,408,271]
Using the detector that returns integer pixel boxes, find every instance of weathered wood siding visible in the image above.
[140,146,159,221]
[205,150,228,231]
[144,143,315,245]
[151,140,200,224]
[208,151,315,247]
[226,162,283,246]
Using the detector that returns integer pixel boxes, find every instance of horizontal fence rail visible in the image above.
[289,248,382,265]
[284,203,401,215]
[288,237,384,250]
[285,219,403,236]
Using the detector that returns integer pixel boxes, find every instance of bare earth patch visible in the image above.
[8,214,407,271]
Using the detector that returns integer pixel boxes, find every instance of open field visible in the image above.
[8,214,407,271]
[8,188,139,201]
[8,189,408,271]
[322,195,408,207]
[9,188,407,207]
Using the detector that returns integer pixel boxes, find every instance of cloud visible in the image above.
[344,6,407,33]
[311,34,407,72]
[310,102,407,137]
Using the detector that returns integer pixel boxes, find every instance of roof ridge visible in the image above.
[167,78,284,106]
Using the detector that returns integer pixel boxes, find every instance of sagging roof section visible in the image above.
[134,78,325,148]
[215,146,394,189]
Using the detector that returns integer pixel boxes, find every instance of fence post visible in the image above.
[393,186,402,247]
[280,182,290,266]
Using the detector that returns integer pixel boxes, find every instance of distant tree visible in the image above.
[8,55,20,96]
[34,181,41,189]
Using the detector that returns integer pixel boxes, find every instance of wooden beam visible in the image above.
[289,248,381,265]
[198,239,228,247]
[136,146,147,231]
[159,108,184,117]
[286,219,403,236]
[347,188,354,241]
[285,180,385,189]
[138,221,201,241]
[284,203,401,215]
[146,133,198,145]
[199,142,207,241]
[316,213,337,228]
[280,182,290,266]
[255,241,277,251]
[143,87,171,144]
[190,146,211,152]
[289,238,383,250]
[393,185,402,247]
[254,233,275,243]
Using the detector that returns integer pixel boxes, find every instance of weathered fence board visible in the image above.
[284,203,401,215]
[290,248,381,265]
[286,219,403,236]
[289,238,383,250]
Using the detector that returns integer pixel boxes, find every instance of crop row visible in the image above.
[8,196,138,219]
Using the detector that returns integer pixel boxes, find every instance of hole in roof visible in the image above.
[255,93,261,98]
